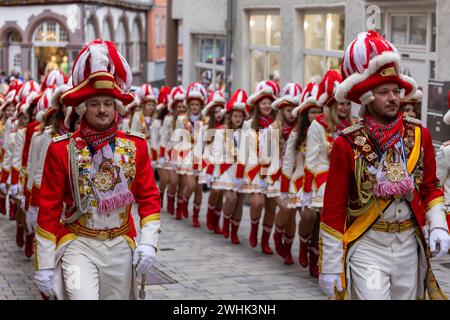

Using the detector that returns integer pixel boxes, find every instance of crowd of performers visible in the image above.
[0,31,449,296]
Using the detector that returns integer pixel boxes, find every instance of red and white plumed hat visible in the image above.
[41,70,68,91]
[186,82,207,106]
[317,70,344,108]
[60,39,134,113]
[336,30,417,105]
[223,89,248,116]
[292,83,320,118]
[35,86,57,123]
[7,79,23,95]
[0,89,18,111]
[14,91,38,119]
[156,86,171,112]
[168,86,186,113]
[247,80,280,108]
[126,83,158,112]
[272,83,302,110]
[444,91,450,125]
[136,83,157,104]
[202,90,226,117]
[16,80,40,103]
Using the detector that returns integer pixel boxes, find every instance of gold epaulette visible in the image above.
[341,122,364,136]
[52,132,72,143]
[125,130,146,139]
[404,115,422,126]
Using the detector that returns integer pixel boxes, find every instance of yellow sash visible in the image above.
[337,126,422,298]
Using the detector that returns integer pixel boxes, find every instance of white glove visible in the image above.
[10,184,20,197]
[34,268,56,298]
[133,244,157,276]
[0,183,6,195]
[158,157,165,166]
[26,206,39,232]
[429,228,450,259]
[319,273,343,298]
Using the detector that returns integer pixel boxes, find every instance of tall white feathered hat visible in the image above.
[59,39,134,126]
[336,30,417,106]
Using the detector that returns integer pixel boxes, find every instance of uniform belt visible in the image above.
[65,222,131,241]
[371,218,417,233]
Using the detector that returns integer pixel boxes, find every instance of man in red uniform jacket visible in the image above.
[319,30,450,300]
[34,40,161,300]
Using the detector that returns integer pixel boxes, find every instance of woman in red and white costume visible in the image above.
[302,72,352,278]
[166,86,187,218]
[0,91,17,217]
[152,86,172,208]
[128,84,158,163]
[210,89,248,244]
[8,82,40,249]
[199,90,226,231]
[174,82,208,225]
[242,80,280,254]
[267,82,303,265]
[25,82,72,257]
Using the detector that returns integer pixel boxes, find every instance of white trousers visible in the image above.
[61,237,133,300]
[349,231,419,300]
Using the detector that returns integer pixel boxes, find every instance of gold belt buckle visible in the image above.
[97,231,108,241]
[388,222,400,233]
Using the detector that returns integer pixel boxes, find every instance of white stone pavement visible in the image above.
[0,191,449,300]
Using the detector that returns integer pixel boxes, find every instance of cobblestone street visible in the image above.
[0,193,449,300]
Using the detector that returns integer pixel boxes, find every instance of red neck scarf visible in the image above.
[282,121,296,140]
[258,114,274,129]
[316,113,351,135]
[363,112,403,153]
[80,117,118,152]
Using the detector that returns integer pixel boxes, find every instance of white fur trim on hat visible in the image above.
[202,97,226,117]
[64,106,74,128]
[52,84,72,112]
[36,110,46,123]
[272,96,299,110]
[21,91,38,115]
[247,86,276,107]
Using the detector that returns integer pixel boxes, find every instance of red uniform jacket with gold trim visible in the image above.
[320,116,448,299]
[35,130,161,270]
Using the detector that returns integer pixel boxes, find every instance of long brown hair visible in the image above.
[157,106,169,121]
[207,105,225,130]
[326,101,353,133]
[272,104,296,154]
[295,110,313,150]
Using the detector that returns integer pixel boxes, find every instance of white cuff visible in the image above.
[427,203,449,232]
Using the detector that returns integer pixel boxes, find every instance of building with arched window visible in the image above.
[0,0,150,85]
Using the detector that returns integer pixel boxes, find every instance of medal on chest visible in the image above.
[92,157,122,192]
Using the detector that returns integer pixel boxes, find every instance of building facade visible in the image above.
[0,0,150,85]
[172,0,450,143]
[147,0,183,87]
